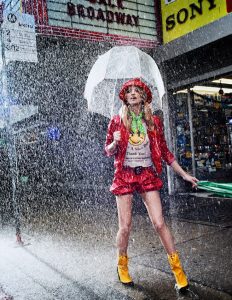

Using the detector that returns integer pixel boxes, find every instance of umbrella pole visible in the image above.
[1,29,23,245]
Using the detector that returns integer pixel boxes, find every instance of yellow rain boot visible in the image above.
[168,252,189,292]
[117,255,134,286]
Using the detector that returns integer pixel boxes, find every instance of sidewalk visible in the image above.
[0,204,232,300]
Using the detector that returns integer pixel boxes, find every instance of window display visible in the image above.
[175,93,192,171]
[174,91,232,180]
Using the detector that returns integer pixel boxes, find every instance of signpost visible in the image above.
[0,10,38,244]
[2,11,37,63]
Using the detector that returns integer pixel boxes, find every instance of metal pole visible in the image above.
[162,91,175,195]
[160,63,175,195]
[1,28,22,244]
[187,88,196,177]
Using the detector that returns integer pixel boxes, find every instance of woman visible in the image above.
[104,78,198,292]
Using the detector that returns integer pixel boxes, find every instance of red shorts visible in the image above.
[110,166,163,195]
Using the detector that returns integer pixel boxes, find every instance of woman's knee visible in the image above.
[152,218,166,232]
[118,223,132,236]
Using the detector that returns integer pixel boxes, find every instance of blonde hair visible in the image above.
[120,87,155,132]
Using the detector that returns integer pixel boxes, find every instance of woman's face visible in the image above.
[124,85,144,106]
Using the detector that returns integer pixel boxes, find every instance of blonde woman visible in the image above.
[105,78,198,292]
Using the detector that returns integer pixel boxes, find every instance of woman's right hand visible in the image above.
[113,131,121,143]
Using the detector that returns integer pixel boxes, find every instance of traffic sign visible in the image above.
[2,11,38,63]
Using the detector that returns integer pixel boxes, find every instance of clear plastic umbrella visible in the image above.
[84,46,165,119]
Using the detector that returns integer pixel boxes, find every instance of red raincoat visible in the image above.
[105,115,175,175]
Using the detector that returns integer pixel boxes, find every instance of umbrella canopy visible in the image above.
[197,181,232,198]
[84,46,165,119]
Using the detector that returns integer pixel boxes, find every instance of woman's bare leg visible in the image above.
[116,194,133,255]
[141,191,176,255]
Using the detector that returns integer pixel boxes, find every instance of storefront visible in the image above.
[0,0,168,212]
[173,81,232,181]
[154,0,232,194]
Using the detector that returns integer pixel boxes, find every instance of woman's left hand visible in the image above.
[183,174,199,188]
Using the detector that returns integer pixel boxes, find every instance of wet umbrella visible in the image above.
[197,181,232,198]
[84,46,165,119]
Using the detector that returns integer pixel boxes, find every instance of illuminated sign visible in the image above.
[161,0,230,44]
[46,0,157,40]
[67,1,139,27]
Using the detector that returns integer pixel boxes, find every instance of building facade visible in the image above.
[155,0,232,194]
[0,0,168,218]
[1,0,231,220]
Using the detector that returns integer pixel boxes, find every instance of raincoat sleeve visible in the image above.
[155,116,175,165]
[104,118,118,157]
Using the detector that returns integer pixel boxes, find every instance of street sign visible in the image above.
[2,11,38,63]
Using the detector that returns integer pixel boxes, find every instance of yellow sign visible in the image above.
[161,0,229,44]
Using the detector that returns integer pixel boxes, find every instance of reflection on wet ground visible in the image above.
[0,204,232,300]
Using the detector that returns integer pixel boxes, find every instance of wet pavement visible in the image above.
[0,198,232,300]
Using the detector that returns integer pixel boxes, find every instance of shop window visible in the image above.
[174,89,232,182]
[175,93,192,172]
